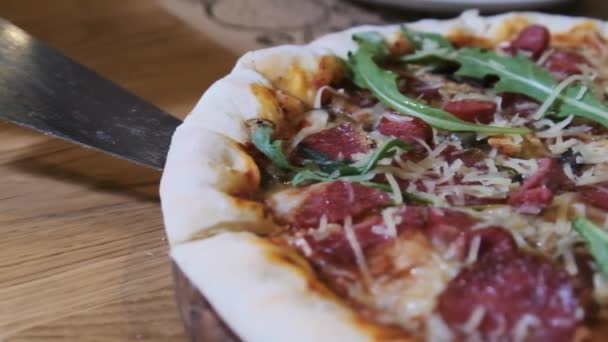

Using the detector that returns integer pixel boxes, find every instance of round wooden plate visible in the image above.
[172,262,239,342]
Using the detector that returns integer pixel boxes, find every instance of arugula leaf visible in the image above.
[297,146,351,173]
[291,169,376,186]
[559,84,608,125]
[251,122,413,186]
[402,45,608,127]
[249,123,432,205]
[292,138,411,184]
[348,32,530,135]
[402,26,453,51]
[344,139,412,175]
[250,125,300,171]
[573,217,608,277]
[455,48,608,126]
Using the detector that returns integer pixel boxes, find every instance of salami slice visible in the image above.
[543,50,590,80]
[443,99,497,124]
[300,122,370,161]
[438,252,584,341]
[290,181,390,228]
[508,158,573,214]
[578,182,608,211]
[509,24,551,60]
[304,206,427,265]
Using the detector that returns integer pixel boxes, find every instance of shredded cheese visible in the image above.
[534,115,574,138]
[461,306,486,335]
[512,314,540,342]
[465,235,482,265]
[343,216,374,290]
[289,109,329,149]
[533,75,588,119]
[536,48,555,66]
[273,32,608,340]
[385,173,403,205]
[312,85,333,109]
[378,207,400,237]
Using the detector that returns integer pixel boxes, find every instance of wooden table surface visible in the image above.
[1,1,608,341]
[0,1,235,341]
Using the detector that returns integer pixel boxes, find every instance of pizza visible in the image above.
[161,10,608,341]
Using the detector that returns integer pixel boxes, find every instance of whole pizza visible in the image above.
[161,10,608,341]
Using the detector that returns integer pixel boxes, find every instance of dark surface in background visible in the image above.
[351,0,608,22]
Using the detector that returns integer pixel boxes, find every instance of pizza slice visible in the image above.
[162,11,608,341]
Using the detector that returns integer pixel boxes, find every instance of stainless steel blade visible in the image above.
[0,18,182,170]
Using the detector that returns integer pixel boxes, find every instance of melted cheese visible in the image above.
[363,235,459,331]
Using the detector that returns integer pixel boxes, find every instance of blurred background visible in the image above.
[0,0,606,341]
[158,0,607,53]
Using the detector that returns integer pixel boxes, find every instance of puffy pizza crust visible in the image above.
[171,232,403,341]
[161,10,608,342]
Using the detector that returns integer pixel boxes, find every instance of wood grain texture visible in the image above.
[0,0,236,341]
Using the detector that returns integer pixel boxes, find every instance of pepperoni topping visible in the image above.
[443,100,497,124]
[426,207,478,247]
[437,252,584,342]
[508,158,573,214]
[376,115,433,162]
[521,158,573,191]
[291,181,390,228]
[508,186,554,215]
[500,92,540,118]
[442,146,487,169]
[300,122,370,161]
[509,24,551,60]
[305,206,428,265]
[398,76,441,101]
[578,182,608,211]
[377,116,433,145]
[543,50,590,81]
[464,226,518,259]
[304,216,385,266]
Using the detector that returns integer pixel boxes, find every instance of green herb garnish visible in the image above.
[250,123,426,203]
[292,138,412,183]
[400,28,608,127]
[348,32,530,134]
[573,217,608,277]
[250,123,300,171]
